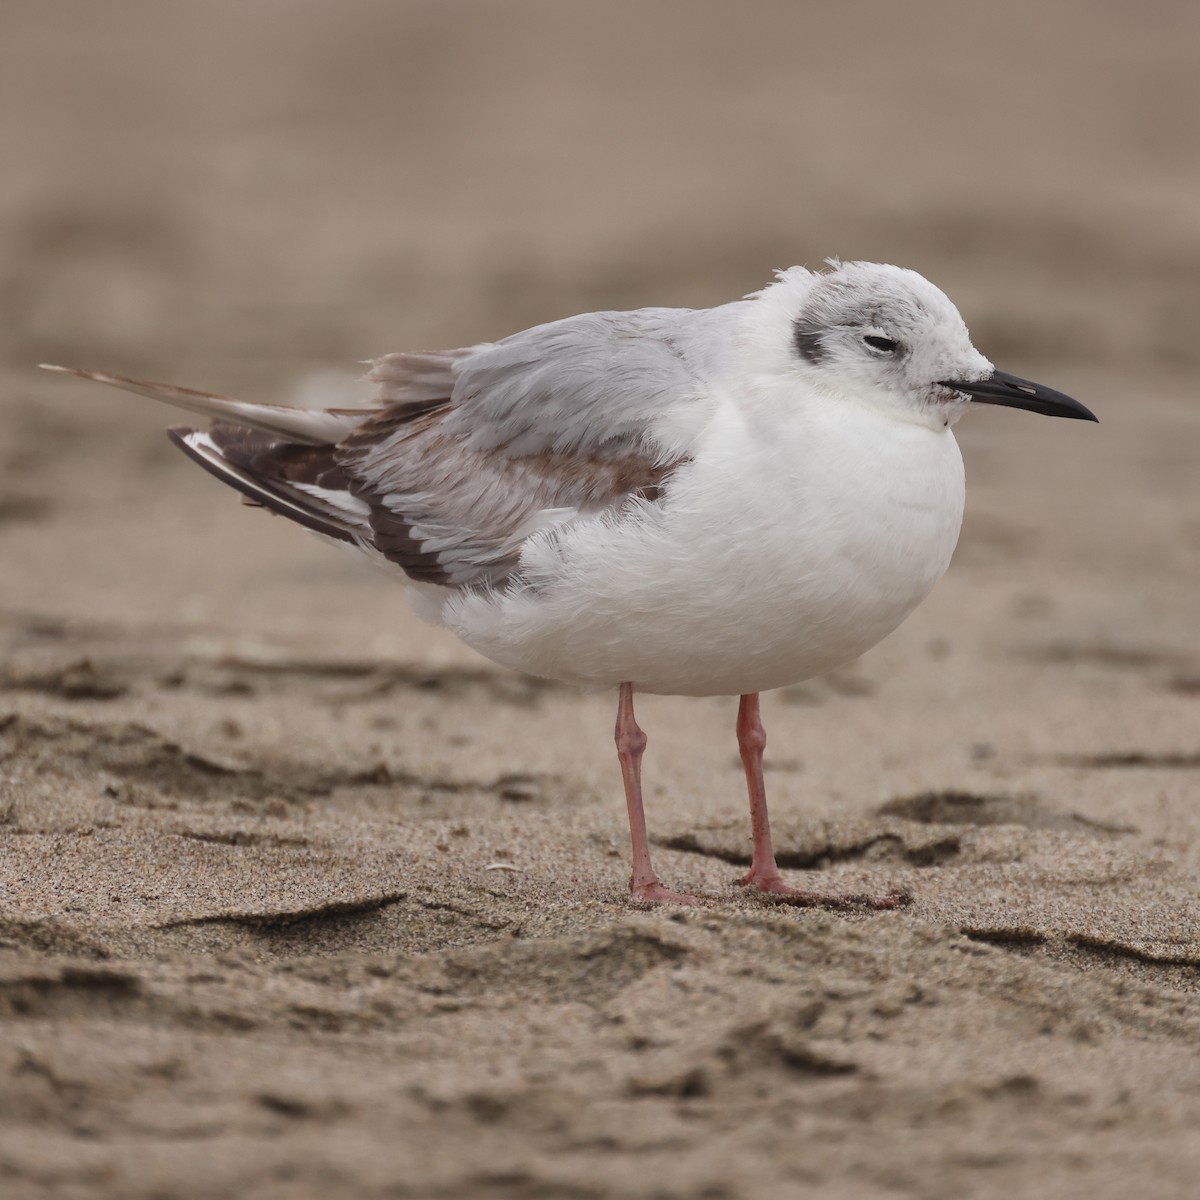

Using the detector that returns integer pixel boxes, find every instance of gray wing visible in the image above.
[439,307,703,455]
[335,307,709,586]
[51,309,713,590]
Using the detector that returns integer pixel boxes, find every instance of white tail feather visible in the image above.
[40,365,362,445]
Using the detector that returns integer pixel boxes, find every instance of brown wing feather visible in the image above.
[337,403,674,587]
[160,346,682,589]
[168,426,367,547]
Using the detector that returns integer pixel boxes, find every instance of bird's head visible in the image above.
[750,260,1096,428]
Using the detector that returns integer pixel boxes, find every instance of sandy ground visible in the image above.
[2,2,1200,1197]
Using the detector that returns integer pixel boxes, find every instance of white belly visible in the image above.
[441,400,965,696]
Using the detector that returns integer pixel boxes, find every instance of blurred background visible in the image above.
[5,12,1200,1193]
[2,0,1198,661]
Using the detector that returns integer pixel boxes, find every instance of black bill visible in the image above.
[939,369,1097,422]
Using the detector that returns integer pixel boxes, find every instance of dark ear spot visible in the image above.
[793,317,826,365]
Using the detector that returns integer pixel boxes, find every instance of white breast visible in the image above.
[441,390,965,697]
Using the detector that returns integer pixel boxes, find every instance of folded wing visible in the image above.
[45,307,705,589]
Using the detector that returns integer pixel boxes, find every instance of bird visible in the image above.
[43,260,1096,907]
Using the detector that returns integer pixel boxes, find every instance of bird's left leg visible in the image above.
[736,693,903,910]
[616,683,702,905]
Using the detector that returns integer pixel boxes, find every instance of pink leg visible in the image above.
[736,693,904,911]
[616,683,702,905]
[736,693,784,890]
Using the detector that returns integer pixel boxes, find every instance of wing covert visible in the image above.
[340,307,708,588]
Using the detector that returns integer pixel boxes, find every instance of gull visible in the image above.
[43,260,1096,906]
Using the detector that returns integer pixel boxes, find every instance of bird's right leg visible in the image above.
[735,693,904,911]
[615,683,701,905]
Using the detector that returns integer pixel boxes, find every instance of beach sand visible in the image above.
[2,2,1199,1196]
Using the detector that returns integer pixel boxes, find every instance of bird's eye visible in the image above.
[863,335,901,353]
